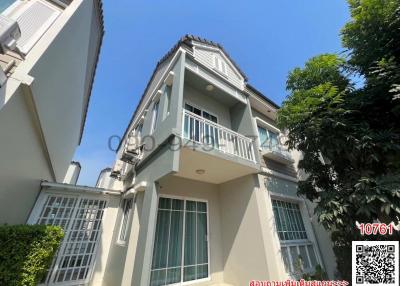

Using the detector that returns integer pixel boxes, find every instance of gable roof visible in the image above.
[117,34,276,151]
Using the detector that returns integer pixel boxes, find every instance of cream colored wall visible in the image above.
[90,195,121,286]
[219,174,285,285]
[15,0,101,181]
[0,0,101,224]
[63,162,81,184]
[0,86,53,224]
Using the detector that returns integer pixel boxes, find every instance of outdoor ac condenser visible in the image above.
[121,135,142,164]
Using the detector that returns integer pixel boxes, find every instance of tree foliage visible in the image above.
[277,0,400,280]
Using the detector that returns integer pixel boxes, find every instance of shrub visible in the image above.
[0,224,64,286]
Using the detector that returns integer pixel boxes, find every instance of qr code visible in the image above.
[352,241,399,286]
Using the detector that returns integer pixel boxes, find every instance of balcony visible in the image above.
[260,141,294,165]
[176,110,258,184]
[182,109,255,162]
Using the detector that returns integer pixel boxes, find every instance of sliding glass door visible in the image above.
[150,197,209,286]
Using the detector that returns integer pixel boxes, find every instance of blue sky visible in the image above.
[74,0,350,186]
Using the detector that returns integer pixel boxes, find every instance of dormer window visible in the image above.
[213,54,227,76]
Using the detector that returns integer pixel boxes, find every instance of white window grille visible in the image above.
[117,198,133,244]
[271,199,320,274]
[32,194,107,286]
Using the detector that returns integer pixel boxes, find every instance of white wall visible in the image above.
[0,87,53,223]
[63,162,81,184]
[16,0,101,181]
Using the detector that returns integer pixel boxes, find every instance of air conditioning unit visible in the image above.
[0,15,21,53]
[110,160,125,180]
[121,135,142,164]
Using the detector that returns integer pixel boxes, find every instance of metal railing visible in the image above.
[182,110,255,162]
[260,140,293,161]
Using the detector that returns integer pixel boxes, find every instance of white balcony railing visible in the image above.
[182,110,256,162]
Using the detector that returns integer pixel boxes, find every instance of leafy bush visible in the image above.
[0,224,64,286]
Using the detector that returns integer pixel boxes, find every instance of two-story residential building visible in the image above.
[26,35,337,286]
[0,0,104,224]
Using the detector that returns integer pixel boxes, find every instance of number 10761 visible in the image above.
[358,223,394,235]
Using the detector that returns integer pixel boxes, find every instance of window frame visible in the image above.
[150,194,211,286]
[150,99,160,134]
[164,84,172,118]
[269,193,323,275]
[254,117,280,150]
[116,198,134,245]
[184,101,219,124]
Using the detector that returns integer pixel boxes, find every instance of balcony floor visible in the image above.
[175,146,259,184]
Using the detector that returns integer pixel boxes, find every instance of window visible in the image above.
[164,85,172,117]
[118,198,133,244]
[150,197,209,286]
[151,100,160,134]
[271,199,319,274]
[213,54,227,75]
[258,126,278,150]
[134,122,143,138]
[5,0,61,54]
[184,103,219,146]
[184,103,218,124]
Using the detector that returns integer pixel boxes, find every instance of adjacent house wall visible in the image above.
[17,0,101,181]
[0,87,53,224]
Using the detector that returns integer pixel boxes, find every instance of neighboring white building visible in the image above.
[25,35,337,286]
[0,0,104,224]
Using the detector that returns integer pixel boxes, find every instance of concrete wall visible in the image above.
[183,83,232,129]
[0,87,52,224]
[90,194,121,286]
[219,174,284,285]
[0,0,102,224]
[63,162,81,184]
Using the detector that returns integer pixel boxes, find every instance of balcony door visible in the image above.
[184,103,219,146]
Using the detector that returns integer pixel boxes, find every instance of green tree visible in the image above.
[277,0,400,281]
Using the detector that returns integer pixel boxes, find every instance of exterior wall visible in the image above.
[183,83,232,129]
[0,0,102,224]
[16,0,101,181]
[90,194,121,286]
[0,87,53,224]
[63,162,81,184]
[219,174,285,285]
